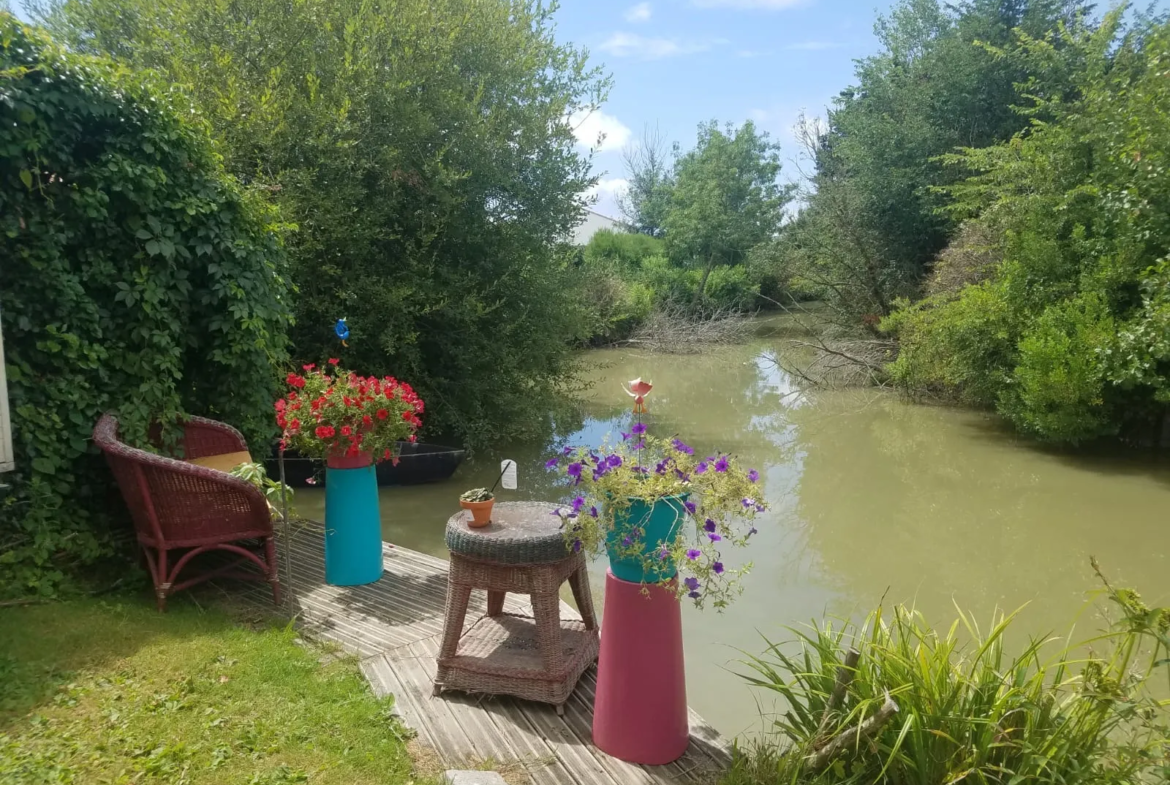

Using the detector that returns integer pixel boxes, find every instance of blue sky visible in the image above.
[557,0,903,217]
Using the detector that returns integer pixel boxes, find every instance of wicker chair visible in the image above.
[93,413,281,611]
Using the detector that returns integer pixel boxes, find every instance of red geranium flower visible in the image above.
[376,408,388,420]
[341,425,353,436]
[275,399,286,412]
[315,425,335,439]
[362,415,373,427]
[328,358,340,365]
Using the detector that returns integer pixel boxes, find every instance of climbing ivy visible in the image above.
[0,15,292,596]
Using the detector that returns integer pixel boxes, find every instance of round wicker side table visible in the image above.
[433,501,599,715]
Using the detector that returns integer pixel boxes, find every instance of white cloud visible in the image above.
[624,2,652,22]
[784,41,843,50]
[598,31,717,60]
[737,49,773,58]
[692,0,805,8]
[570,109,632,153]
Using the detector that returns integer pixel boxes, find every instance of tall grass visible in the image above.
[726,564,1170,785]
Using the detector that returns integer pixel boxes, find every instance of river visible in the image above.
[295,316,1170,739]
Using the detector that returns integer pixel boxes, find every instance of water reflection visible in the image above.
[295,321,1170,739]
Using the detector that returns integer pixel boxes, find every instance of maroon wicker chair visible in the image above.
[93,413,281,611]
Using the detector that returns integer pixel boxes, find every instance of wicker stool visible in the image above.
[434,501,599,714]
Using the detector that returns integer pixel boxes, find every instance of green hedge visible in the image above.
[0,16,291,596]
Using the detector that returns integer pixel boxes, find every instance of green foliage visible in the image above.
[888,13,1170,443]
[0,15,291,596]
[726,569,1170,785]
[665,121,791,298]
[43,0,608,449]
[583,229,665,270]
[778,0,1091,320]
[0,596,417,784]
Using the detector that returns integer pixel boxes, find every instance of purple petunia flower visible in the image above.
[658,548,670,560]
[684,576,700,591]
[634,466,649,474]
[563,446,574,456]
[607,455,623,469]
[655,461,669,475]
[688,591,701,599]
[713,561,724,575]
[686,549,701,560]
[755,503,766,513]
[714,457,729,473]
[572,496,586,513]
[671,438,694,455]
[748,527,758,537]
[684,500,697,514]
[545,458,558,470]
[708,533,722,543]
[572,539,582,552]
[674,468,690,481]
[695,461,708,474]
[621,536,633,547]
[632,422,647,436]
[589,505,598,518]
[632,440,646,450]
[742,497,755,510]
[567,462,582,478]
[704,518,717,533]
[748,469,759,483]
[621,431,631,441]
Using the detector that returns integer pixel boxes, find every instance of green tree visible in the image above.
[0,14,291,594]
[784,0,1092,323]
[41,0,609,447]
[887,10,1170,443]
[664,120,791,298]
[619,126,673,238]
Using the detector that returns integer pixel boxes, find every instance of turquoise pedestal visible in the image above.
[324,464,383,586]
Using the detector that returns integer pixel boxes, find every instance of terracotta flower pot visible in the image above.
[460,498,495,528]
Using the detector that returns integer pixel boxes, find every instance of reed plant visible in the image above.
[726,562,1170,784]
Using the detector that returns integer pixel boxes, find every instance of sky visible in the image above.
[555,0,904,218]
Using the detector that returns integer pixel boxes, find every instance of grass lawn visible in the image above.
[0,594,422,784]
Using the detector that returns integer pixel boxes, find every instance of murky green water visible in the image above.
[296,317,1170,738]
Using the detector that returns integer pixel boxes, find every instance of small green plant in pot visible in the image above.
[459,487,495,528]
[547,422,766,609]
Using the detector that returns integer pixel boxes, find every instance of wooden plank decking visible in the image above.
[233,521,732,785]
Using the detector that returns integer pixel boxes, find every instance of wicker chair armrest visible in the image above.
[132,446,272,527]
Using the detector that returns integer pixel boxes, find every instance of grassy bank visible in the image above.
[0,595,420,784]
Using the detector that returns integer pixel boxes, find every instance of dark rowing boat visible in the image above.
[265,442,466,487]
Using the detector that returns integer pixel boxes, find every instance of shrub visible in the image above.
[1001,293,1115,443]
[0,16,291,596]
[728,568,1170,785]
[582,229,665,271]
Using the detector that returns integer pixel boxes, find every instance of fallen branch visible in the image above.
[807,691,900,770]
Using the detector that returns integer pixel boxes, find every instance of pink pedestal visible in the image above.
[592,570,689,765]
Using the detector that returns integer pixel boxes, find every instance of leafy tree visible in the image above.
[41,0,609,447]
[784,0,1093,322]
[0,14,291,594]
[664,120,791,297]
[619,126,674,238]
[887,10,1170,443]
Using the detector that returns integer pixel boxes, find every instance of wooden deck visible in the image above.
[235,521,731,785]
